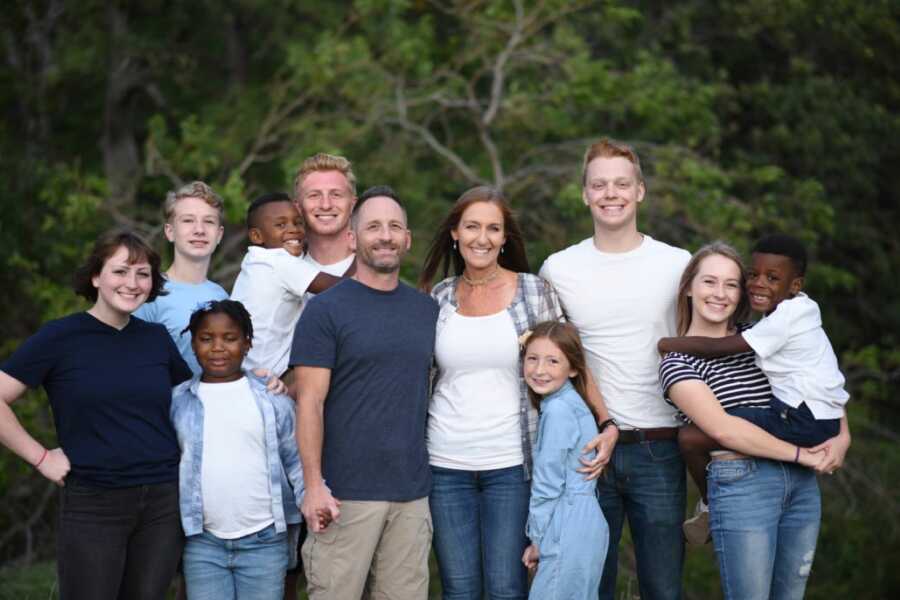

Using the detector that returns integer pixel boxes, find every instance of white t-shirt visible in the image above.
[197,377,274,539]
[742,293,848,419]
[231,247,319,376]
[428,310,524,470]
[540,235,690,428]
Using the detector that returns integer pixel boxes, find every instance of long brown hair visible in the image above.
[675,241,750,336]
[418,186,530,291]
[524,321,592,415]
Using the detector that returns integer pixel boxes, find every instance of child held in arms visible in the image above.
[658,234,850,544]
[231,192,353,380]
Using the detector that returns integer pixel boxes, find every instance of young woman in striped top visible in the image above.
[658,242,824,600]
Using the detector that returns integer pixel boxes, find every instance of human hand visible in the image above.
[302,484,341,533]
[252,368,288,395]
[522,544,539,571]
[796,447,827,470]
[810,429,851,475]
[37,448,70,486]
[577,427,618,480]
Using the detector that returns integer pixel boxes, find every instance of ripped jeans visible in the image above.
[708,458,820,600]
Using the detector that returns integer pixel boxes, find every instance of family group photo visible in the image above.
[1,1,898,599]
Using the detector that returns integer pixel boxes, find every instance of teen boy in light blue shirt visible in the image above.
[135,181,228,374]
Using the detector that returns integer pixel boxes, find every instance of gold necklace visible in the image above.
[462,266,500,286]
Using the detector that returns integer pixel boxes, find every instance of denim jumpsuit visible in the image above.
[526,382,609,599]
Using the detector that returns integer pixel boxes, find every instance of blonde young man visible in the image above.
[293,153,357,278]
[540,139,691,600]
[135,181,227,374]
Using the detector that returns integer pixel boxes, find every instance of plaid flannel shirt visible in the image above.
[430,272,564,480]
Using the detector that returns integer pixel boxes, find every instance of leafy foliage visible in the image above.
[2,1,898,596]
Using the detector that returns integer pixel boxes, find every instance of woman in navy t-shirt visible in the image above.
[0,230,192,600]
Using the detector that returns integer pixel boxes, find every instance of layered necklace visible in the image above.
[462,265,500,286]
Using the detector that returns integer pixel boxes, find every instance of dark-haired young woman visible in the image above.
[419,186,616,599]
[0,230,193,600]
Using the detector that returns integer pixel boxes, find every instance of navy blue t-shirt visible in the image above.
[1,312,192,488]
[290,279,438,502]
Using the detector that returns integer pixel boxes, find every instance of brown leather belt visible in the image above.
[616,427,679,444]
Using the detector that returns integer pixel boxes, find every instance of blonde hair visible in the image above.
[675,241,750,336]
[293,153,357,198]
[581,137,644,186]
[163,181,224,223]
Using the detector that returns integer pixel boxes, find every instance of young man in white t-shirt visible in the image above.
[287,153,356,600]
[540,138,690,600]
[292,153,357,279]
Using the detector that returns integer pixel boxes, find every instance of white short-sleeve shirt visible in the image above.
[540,235,690,428]
[231,247,319,376]
[741,293,848,419]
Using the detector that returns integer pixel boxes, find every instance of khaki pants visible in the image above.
[302,497,432,600]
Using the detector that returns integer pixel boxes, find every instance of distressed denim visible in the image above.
[708,458,821,600]
[170,373,304,536]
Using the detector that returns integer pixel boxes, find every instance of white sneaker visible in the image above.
[683,499,710,545]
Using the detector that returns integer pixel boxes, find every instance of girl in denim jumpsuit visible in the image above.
[522,322,609,599]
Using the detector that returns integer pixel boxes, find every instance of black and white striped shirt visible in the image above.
[659,324,772,423]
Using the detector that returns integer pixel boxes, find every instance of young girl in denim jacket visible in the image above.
[521,321,609,599]
[170,300,304,600]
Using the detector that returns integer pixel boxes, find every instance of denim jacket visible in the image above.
[170,373,304,537]
[430,272,564,480]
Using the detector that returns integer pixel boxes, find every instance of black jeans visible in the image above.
[57,480,185,600]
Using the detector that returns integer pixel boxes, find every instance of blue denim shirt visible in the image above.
[170,373,304,537]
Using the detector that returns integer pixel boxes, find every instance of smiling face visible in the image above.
[164,196,224,261]
[747,252,803,314]
[191,312,250,383]
[298,170,355,237]
[524,337,576,397]
[91,245,153,317]
[350,195,410,274]
[688,254,744,328]
[451,201,506,272]
[582,156,645,232]
[249,201,305,256]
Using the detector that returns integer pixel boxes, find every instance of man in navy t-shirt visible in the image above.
[290,185,437,600]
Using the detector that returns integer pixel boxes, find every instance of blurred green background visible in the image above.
[2,1,898,598]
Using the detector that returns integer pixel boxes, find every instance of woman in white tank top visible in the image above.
[419,186,568,599]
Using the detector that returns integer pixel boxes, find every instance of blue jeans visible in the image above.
[430,464,530,599]
[596,440,685,600]
[708,458,821,600]
[183,523,289,600]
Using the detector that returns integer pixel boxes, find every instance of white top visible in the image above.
[197,377,274,539]
[231,247,319,376]
[428,310,524,470]
[540,235,691,428]
[742,293,849,419]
